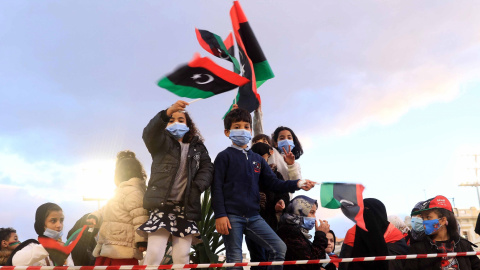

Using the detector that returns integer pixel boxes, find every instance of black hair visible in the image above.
[252,134,272,146]
[433,208,460,240]
[224,108,252,130]
[271,126,304,160]
[114,150,146,186]
[181,111,203,143]
[0,227,16,242]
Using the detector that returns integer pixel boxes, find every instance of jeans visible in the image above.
[245,236,267,270]
[223,214,286,270]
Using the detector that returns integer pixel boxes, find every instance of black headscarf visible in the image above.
[34,203,62,236]
[350,198,389,270]
[328,230,337,253]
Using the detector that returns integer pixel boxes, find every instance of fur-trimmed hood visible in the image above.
[0,249,12,266]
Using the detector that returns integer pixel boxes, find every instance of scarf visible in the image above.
[279,195,318,239]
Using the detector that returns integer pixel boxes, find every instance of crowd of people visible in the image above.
[1,100,480,270]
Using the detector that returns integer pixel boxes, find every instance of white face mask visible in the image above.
[44,228,63,239]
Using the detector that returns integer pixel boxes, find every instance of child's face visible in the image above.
[325,232,335,253]
[224,121,252,137]
[278,130,293,142]
[44,210,64,232]
[253,137,270,146]
[167,112,186,126]
[2,232,19,250]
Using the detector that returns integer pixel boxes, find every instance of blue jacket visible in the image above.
[212,146,300,219]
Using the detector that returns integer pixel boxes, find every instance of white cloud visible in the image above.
[0,151,116,202]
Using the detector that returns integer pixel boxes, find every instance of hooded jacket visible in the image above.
[142,110,213,221]
[90,177,148,260]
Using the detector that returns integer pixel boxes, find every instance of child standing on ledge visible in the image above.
[212,108,316,270]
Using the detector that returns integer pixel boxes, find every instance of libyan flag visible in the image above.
[320,183,367,231]
[195,28,241,74]
[231,0,274,88]
[158,53,250,99]
[38,226,87,266]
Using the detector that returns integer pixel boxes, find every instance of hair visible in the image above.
[181,111,203,143]
[433,208,460,240]
[271,126,304,160]
[0,228,16,242]
[34,203,63,236]
[327,230,337,252]
[114,150,147,186]
[224,108,252,130]
[252,134,272,145]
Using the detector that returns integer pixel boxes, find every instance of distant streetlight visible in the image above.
[82,196,107,210]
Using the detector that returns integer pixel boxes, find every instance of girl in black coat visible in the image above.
[404,195,480,270]
[138,100,213,266]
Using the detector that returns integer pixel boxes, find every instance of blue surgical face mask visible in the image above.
[301,217,316,230]
[423,219,441,235]
[166,122,190,139]
[278,139,295,153]
[229,129,252,146]
[44,228,63,240]
[411,216,424,232]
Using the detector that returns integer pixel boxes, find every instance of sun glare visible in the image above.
[75,159,116,203]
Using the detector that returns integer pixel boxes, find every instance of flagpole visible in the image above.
[188,98,203,105]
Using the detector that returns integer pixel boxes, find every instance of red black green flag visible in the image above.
[224,32,235,57]
[38,226,87,266]
[195,28,241,74]
[320,183,367,231]
[231,1,274,88]
[158,53,250,99]
[227,1,262,113]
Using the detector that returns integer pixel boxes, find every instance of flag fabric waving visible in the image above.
[195,28,241,74]
[158,53,250,99]
[231,0,274,88]
[320,183,367,231]
[224,32,235,58]
[228,1,261,113]
[38,225,87,266]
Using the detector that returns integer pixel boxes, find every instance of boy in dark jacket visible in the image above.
[212,108,316,270]
[404,195,480,270]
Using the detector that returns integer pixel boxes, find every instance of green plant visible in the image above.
[191,188,225,269]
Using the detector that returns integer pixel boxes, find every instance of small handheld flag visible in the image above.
[320,183,367,231]
[38,225,87,266]
[158,53,250,99]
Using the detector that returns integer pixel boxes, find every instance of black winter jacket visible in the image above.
[142,110,213,221]
[277,224,328,270]
[404,235,480,270]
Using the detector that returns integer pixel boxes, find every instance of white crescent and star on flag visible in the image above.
[191,74,214,84]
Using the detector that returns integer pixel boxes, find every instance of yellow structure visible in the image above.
[455,207,480,247]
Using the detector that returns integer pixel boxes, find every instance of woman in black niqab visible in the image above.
[350,198,389,270]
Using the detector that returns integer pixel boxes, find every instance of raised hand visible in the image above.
[166,100,189,116]
[232,104,239,110]
[282,145,295,165]
[315,219,330,234]
[86,218,96,228]
[298,179,316,191]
